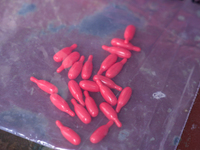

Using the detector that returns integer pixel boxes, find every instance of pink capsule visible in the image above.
[57,52,80,73]
[79,80,99,92]
[84,91,99,117]
[68,56,85,79]
[56,120,81,145]
[30,77,58,94]
[93,75,122,91]
[116,87,132,113]
[100,102,122,127]
[90,120,113,143]
[71,98,91,124]
[50,94,75,117]
[124,25,136,44]
[95,79,117,106]
[102,45,131,58]
[111,38,140,52]
[105,58,127,78]
[53,44,77,62]
[97,54,118,75]
[82,55,93,79]
[68,80,85,106]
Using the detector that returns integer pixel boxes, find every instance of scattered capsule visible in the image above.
[105,58,127,78]
[30,76,58,94]
[56,120,81,145]
[82,55,93,79]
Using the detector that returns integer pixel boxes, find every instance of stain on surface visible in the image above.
[118,129,130,141]
[197,10,200,17]
[167,108,172,113]
[177,15,185,21]
[140,67,156,76]
[194,35,200,42]
[0,106,48,139]
[78,4,145,37]
[18,4,36,15]
[47,23,66,33]
[173,136,180,146]
[152,91,166,100]
[150,137,155,141]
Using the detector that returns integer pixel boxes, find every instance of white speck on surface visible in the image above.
[53,47,59,53]
[167,108,172,113]
[140,67,156,76]
[197,10,200,17]
[150,137,155,141]
[30,87,34,95]
[178,15,185,21]
[191,124,197,130]
[152,91,166,99]
[38,46,48,59]
[148,2,157,11]
[194,36,200,41]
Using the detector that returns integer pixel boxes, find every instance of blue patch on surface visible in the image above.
[18,4,36,15]
[78,4,145,37]
[47,23,66,33]
[118,129,130,141]
[173,136,180,145]
[0,106,47,138]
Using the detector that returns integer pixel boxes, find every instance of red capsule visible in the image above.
[111,38,140,52]
[50,94,75,117]
[53,44,77,62]
[102,45,131,58]
[90,120,113,143]
[56,120,81,145]
[95,80,117,106]
[57,52,80,73]
[84,91,99,117]
[93,75,122,91]
[68,80,85,106]
[124,25,136,44]
[71,99,91,124]
[79,80,100,92]
[116,87,132,113]
[68,56,85,79]
[100,102,122,127]
[82,55,93,79]
[30,77,58,94]
[97,54,118,75]
[105,58,127,78]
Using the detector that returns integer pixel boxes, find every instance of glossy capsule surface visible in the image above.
[53,44,77,62]
[100,102,122,127]
[71,99,91,124]
[50,94,75,116]
[57,52,80,73]
[116,87,132,113]
[30,76,58,94]
[105,58,127,78]
[84,91,99,117]
[79,80,100,92]
[56,120,81,145]
[82,55,93,79]
[102,45,131,58]
[95,80,117,106]
[97,54,118,75]
[68,56,85,79]
[68,80,84,106]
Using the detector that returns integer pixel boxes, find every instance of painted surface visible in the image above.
[0,0,200,150]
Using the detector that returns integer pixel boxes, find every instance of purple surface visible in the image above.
[0,0,200,150]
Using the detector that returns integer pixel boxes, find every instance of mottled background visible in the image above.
[0,0,200,150]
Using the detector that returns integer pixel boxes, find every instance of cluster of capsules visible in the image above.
[30,25,140,146]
